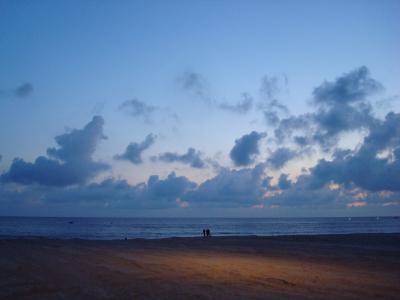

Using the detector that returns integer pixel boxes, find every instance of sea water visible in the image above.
[0,216,399,240]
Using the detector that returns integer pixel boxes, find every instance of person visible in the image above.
[202,229,206,237]
[206,228,211,237]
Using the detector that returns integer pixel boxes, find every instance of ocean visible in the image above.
[0,216,399,240]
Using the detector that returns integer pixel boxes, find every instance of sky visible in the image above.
[0,0,399,217]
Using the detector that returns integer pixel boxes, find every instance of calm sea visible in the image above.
[0,217,399,240]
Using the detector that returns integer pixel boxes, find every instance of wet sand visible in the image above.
[1,234,399,299]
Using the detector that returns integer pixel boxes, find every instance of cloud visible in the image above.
[267,147,298,169]
[295,106,374,150]
[263,173,390,210]
[265,98,289,115]
[347,201,367,208]
[230,131,267,166]
[278,173,292,190]
[156,147,206,168]
[264,111,280,126]
[147,172,197,201]
[293,136,310,147]
[218,93,253,114]
[179,70,256,115]
[309,112,400,191]
[274,115,311,143]
[119,99,157,122]
[114,134,156,164]
[176,198,189,208]
[185,163,268,207]
[1,66,398,215]
[41,172,197,209]
[1,157,399,213]
[15,83,34,98]
[259,75,289,126]
[313,103,375,149]
[271,67,383,150]
[260,76,281,101]
[178,71,210,102]
[313,66,382,105]
[311,67,382,148]
[0,82,34,99]
[263,175,343,208]
[1,116,109,186]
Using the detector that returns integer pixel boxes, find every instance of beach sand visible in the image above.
[0,234,399,299]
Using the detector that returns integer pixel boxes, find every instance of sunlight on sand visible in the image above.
[1,235,399,299]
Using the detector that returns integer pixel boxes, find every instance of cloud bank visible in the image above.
[1,67,399,215]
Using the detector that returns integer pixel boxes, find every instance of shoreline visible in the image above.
[1,215,399,218]
[1,231,399,241]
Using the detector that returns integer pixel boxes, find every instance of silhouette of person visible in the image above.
[206,228,211,237]
[202,229,206,237]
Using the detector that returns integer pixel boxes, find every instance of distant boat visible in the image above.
[68,221,74,224]
[348,217,352,221]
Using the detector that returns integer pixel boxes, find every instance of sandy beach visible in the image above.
[1,234,399,299]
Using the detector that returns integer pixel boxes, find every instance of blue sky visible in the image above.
[0,0,399,217]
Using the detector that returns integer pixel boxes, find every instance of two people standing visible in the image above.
[202,228,211,237]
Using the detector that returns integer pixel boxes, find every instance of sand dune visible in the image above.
[1,234,399,299]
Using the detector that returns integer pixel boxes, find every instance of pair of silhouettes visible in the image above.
[202,228,211,237]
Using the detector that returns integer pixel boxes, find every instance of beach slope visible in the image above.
[1,234,399,299]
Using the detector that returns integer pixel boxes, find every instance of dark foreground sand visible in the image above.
[1,234,399,299]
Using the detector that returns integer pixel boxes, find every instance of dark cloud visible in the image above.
[309,112,400,191]
[119,99,156,122]
[274,115,311,143]
[313,102,375,149]
[114,134,156,164]
[1,156,399,213]
[264,111,280,126]
[271,67,383,150]
[278,173,292,190]
[265,176,343,208]
[293,136,310,147]
[186,164,267,207]
[39,172,197,209]
[393,147,400,160]
[156,147,206,168]
[310,67,382,148]
[267,147,298,169]
[313,66,382,105]
[230,131,267,166]
[0,82,34,99]
[1,157,106,187]
[15,83,33,98]
[147,172,197,202]
[1,67,398,214]
[218,93,253,114]
[1,116,109,186]
[47,116,107,162]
